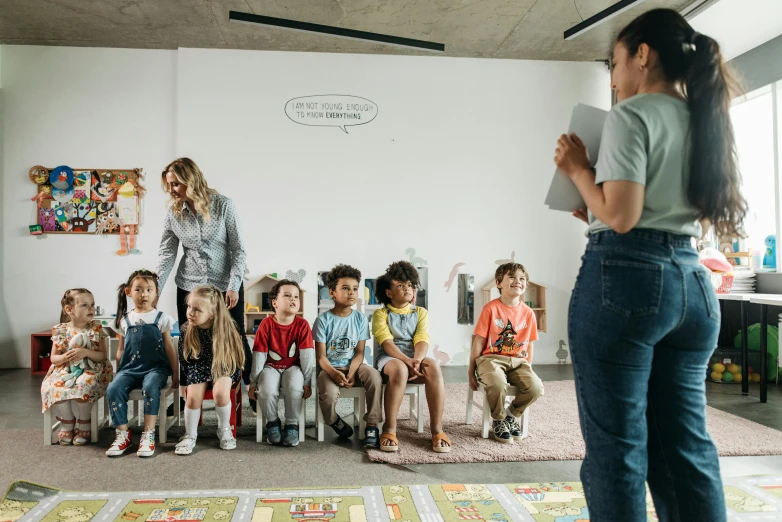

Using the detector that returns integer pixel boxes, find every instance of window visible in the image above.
[730,86,776,258]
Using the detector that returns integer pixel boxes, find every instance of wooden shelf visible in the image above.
[31,330,54,376]
[243,274,307,335]
[480,281,547,333]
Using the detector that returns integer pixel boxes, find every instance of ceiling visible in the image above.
[688,0,782,60]
[0,0,696,62]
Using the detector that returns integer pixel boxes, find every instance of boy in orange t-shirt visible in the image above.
[469,262,544,443]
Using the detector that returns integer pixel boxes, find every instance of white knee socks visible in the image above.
[215,404,231,431]
[53,401,74,422]
[77,401,92,421]
[184,407,200,439]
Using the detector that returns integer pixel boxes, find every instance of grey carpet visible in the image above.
[0,429,437,496]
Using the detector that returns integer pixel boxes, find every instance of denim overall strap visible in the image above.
[118,314,170,374]
[384,304,419,359]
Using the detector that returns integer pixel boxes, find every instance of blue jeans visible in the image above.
[568,229,725,522]
[106,370,170,427]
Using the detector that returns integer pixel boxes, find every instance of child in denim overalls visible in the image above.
[105,270,178,457]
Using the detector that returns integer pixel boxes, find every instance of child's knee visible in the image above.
[384,361,408,383]
[256,383,276,402]
[106,381,124,401]
[285,383,304,399]
[421,359,442,379]
[530,377,545,399]
[365,369,383,387]
[213,389,230,404]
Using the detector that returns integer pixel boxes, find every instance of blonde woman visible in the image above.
[156,157,253,410]
[175,285,246,454]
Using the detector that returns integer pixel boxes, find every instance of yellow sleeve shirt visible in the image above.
[371,304,430,347]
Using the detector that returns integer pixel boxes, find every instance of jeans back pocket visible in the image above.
[601,259,663,317]
[693,268,720,320]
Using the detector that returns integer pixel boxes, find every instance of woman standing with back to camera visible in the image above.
[554,8,746,522]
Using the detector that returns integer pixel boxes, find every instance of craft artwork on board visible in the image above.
[28,165,145,253]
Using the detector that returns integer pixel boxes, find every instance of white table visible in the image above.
[719,294,782,403]
[748,295,782,403]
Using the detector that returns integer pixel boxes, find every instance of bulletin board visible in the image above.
[29,165,145,235]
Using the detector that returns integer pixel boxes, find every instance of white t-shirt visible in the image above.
[111,309,175,337]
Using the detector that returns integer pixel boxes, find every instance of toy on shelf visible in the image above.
[764,235,777,269]
[245,303,261,313]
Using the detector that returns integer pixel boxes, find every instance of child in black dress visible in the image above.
[175,285,245,455]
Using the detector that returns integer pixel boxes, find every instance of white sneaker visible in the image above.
[175,435,197,455]
[105,429,132,457]
[218,427,236,450]
[137,430,156,457]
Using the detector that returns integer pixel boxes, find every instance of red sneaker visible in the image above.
[137,430,156,457]
[105,429,132,457]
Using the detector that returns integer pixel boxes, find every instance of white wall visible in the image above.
[0,46,177,367]
[1,44,609,368]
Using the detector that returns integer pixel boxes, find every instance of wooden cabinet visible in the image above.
[30,330,54,376]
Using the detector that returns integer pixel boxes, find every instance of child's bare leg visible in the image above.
[211,376,233,407]
[420,359,446,439]
[177,383,207,455]
[143,415,158,431]
[381,360,409,445]
[185,383,207,410]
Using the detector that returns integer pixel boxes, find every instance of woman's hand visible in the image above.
[572,208,589,224]
[555,133,591,179]
[225,290,239,309]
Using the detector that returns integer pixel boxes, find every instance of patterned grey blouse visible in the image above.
[156,194,247,292]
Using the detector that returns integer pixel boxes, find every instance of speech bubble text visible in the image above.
[285,95,378,133]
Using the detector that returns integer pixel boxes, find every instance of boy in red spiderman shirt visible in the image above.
[248,279,314,447]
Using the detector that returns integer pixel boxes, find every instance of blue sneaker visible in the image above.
[266,419,282,445]
[330,415,354,439]
[364,426,380,449]
[283,424,300,447]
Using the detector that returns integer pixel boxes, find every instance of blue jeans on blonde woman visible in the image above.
[568,229,725,522]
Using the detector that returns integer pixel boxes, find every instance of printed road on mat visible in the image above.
[4,475,782,522]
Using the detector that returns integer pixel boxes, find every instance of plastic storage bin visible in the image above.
[707,347,762,384]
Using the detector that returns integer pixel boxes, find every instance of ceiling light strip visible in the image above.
[229,10,445,52]
[564,0,648,40]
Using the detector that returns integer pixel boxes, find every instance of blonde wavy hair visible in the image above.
[181,285,245,381]
[161,158,218,220]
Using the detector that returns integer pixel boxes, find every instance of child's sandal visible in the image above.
[74,420,91,446]
[56,417,75,445]
[432,432,452,453]
[379,432,399,452]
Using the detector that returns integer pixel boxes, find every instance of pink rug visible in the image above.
[366,380,782,464]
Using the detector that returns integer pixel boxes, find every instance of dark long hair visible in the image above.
[115,269,160,328]
[617,8,747,238]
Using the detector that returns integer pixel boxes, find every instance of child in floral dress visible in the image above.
[41,288,113,445]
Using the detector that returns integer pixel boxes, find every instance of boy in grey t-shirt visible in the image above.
[313,264,383,449]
